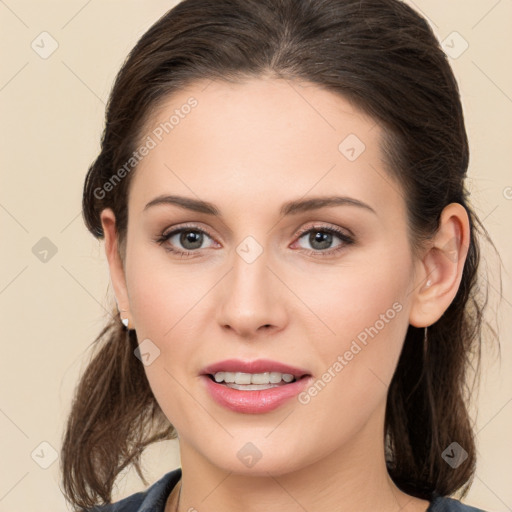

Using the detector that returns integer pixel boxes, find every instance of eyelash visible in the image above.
[154,223,355,258]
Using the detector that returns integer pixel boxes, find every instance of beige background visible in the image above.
[0,1,510,510]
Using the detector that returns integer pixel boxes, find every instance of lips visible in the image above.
[200,358,311,379]
[201,374,313,413]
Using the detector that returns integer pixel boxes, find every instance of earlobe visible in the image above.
[100,208,132,326]
[409,203,470,328]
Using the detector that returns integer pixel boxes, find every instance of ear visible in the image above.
[409,203,470,328]
[100,208,132,327]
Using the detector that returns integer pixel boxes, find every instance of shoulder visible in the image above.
[85,467,182,512]
[428,493,489,512]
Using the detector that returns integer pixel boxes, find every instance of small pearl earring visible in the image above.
[425,279,432,288]
[119,308,130,329]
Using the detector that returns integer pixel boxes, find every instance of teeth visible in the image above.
[213,371,296,385]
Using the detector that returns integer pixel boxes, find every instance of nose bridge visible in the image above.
[215,234,287,335]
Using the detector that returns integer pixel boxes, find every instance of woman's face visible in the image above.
[109,78,421,475]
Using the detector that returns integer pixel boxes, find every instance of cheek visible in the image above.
[125,239,207,338]
[297,253,410,348]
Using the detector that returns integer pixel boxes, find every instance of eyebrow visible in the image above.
[143,194,377,216]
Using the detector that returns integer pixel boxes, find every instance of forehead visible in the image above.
[129,78,405,222]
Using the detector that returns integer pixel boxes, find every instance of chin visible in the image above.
[205,442,309,478]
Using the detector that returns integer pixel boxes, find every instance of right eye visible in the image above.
[155,225,218,256]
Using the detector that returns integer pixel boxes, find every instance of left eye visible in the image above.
[294,227,353,252]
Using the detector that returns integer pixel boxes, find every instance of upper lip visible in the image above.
[201,359,311,379]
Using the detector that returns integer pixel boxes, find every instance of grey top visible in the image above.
[86,468,488,512]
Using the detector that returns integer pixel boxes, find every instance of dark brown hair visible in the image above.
[60,0,498,508]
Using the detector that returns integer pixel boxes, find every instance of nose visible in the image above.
[215,244,288,338]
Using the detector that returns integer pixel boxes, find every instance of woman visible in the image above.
[60,0,495,511]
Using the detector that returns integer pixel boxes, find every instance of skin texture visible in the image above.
[100,78,470,512]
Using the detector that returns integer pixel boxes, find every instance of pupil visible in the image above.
[180,230,203,250]
[310,231,332,250]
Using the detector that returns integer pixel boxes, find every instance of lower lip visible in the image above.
[201,375,313,414]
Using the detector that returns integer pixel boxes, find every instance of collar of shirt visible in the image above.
[88,468,182,512]
[89,468,487,512]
